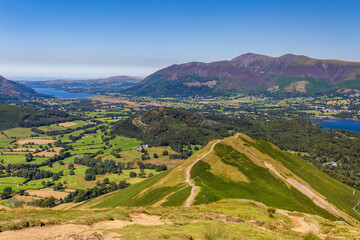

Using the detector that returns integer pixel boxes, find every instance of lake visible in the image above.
[33,88,97,99]
[312,118,360,133]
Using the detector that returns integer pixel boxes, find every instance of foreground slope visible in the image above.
[81,134,360,225]
[125,53,360,96]
[3,199,360,239]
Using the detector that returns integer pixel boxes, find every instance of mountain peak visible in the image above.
[278,53,311,61]
[231,53,273,63]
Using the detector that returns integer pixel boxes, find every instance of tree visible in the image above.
[69,170,75,175]
[52,173,60,181]
[68,163,74,170]
[155,164,167,172]
[153,153,158,159]
[46,181,54,187]
[108,182,118,191]
[162,150,169,156]
[25,153,34,162]
[1,187,12,199]
[85,173,96,181]
[103,178,110,184]
[18,189,25,196]
[53,182,64,191]
[129,172,137,178]
[118,180,130,189]
[138,169,146,178]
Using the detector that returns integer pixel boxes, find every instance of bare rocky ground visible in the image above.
[0,213,163,240]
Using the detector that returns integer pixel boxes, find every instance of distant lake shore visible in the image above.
[33,88,98,99]
[312,118,360,134]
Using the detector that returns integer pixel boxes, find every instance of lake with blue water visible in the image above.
[312,118,360,133]
[33,88,97,99]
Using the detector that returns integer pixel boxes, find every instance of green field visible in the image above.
[0,139,15,148]
[0,128,35,139]
[0,154,48,165]
[109,136,141,151]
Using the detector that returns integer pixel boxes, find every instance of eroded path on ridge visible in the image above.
[276,209,320,234]
[353,189,360,216]
[184,140,221,207]
[132,116,148,127]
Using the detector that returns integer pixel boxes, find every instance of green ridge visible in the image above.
[190,144,335,220]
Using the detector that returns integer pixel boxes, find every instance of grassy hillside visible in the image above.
[244,138,360,223]
[190,143,334,220]
[0,103,32,130]
[81,133,360,225]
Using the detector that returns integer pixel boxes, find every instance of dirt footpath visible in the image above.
[0,213,164,240]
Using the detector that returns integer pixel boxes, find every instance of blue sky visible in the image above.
[0,0,359,79]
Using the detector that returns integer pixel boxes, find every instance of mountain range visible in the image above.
[125,53,360,96]
[3,54,360,100]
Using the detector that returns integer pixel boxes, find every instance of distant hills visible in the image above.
[20,75,143,95]
[0,76,40,101]
[125,53,360,96]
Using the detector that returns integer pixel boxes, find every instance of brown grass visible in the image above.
[146,159,183,169]
[58,122,77,127]
[16,139,55,145]
[294,81,307,93]
[10,148,37,152]
[33,147,63,157]
[89,96,168,108]
[26,188,73,199]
